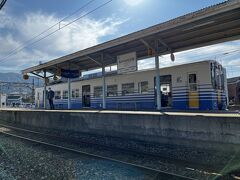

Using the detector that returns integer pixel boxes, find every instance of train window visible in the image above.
[55,91,61,99]
[221,74,225,90]
[107,85,118,96]
[122,83,134,95]
[188,73,198,91]
[72,89,80,98]
[76,89,80,97]
[138,81,148,94]
[94,86,102,98]
[63,90,68,99]
[189,74,197,84]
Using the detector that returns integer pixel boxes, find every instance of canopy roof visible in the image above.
[22,0,240,77]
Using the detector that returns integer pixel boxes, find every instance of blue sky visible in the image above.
[0,0,239,77]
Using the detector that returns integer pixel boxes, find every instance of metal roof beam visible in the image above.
[164,18,240,44]
[86,55,102,66]
[140,39,154,50]
[104,53,116,61]
[158,38,173,53]
[68,62,82,70]
[30,71,53,79]
[31,72,44,78]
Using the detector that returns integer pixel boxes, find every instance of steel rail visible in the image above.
[0,122,223,177]
[0,123,215,169]
[0,125,196,180]
[0,122,222,178]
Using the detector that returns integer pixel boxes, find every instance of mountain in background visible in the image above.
[0,72,43,83]
[0,72,43,94]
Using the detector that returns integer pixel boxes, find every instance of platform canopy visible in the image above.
[22,0,240,77]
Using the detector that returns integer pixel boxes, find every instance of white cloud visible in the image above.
[0,10,126,72]
[124,0,144,6]
[0,11,13,28]
[0,9,239,78]
[137,40,240,78]
[0,34,21,53]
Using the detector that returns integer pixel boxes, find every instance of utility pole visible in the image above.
[32,78,35,104]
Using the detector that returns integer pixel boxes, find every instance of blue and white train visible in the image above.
[35,60,228,111]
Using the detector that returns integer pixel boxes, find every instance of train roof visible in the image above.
[136,60,218,73]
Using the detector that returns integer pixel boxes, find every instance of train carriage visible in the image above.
[35,60,227,111]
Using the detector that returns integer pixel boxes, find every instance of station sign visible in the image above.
[117,52,137,74]
[60,69,81,79]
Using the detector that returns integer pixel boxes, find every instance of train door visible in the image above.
[82,85,91,107]
[215,65,225,110]
[217,72,222,109]
[188,73,199,109]
[211,62,226,110]
[154,75,172,107]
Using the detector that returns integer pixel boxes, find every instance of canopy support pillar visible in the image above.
[43,70,47,109]
[68,78,71,110]
[155,40,161,110]
[102,54,106,109]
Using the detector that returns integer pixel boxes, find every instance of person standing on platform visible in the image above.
[47,88,55,110]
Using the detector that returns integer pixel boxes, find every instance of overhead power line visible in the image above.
[0,0,7,10]
[0,0,113,65]
[163,49,240,61]
[0,0,96,63]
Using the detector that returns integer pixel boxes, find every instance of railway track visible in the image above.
[0,123,221,179]
[0,124,196,180]
[0,122,220,170]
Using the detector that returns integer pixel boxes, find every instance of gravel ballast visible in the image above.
[1,121,240,179]
[0,134,157,180]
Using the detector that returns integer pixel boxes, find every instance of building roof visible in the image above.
[228,76,240,83]
[22,0,240,77]
[7,95,22,100]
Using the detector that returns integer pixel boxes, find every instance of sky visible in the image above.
[0,0,239,77]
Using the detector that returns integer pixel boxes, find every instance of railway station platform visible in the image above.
[0,108,239,152]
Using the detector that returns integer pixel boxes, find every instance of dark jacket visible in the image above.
[47,90,55,100]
